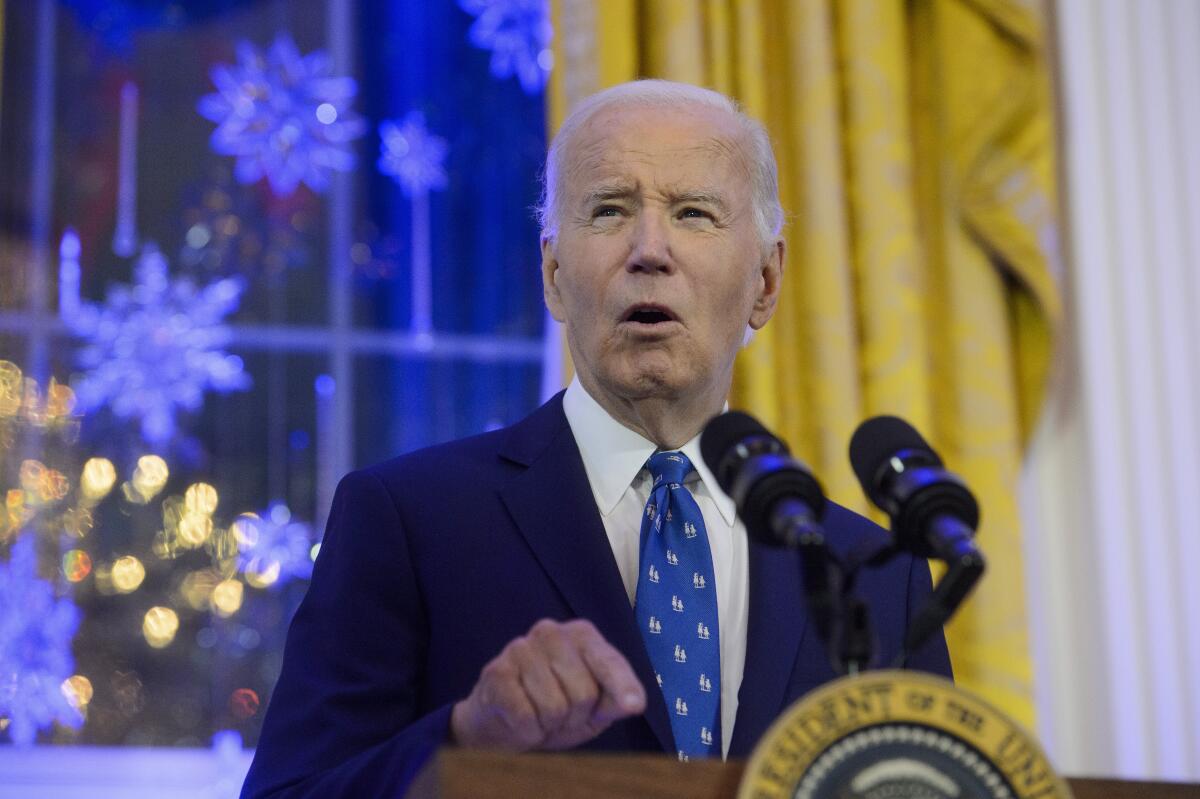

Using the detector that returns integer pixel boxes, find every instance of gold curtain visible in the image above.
[548,0,1061,727]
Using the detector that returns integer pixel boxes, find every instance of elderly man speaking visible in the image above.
[241,80,950,799]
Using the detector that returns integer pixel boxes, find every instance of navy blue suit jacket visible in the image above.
[241,393,951,798]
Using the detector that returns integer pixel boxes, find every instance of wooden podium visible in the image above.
[410,749,1200,799]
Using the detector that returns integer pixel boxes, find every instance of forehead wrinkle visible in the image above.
[561,118,755,210]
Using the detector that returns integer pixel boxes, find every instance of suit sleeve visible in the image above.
[241,469,449,799]
[900,555,955,679]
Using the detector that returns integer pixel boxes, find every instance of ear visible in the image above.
[748,238,784,330]
[541,236,567,323]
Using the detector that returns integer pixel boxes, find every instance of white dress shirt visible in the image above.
[562,378,748,757]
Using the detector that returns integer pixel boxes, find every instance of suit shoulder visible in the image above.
[352,392,567,490]
[368,427,510,476]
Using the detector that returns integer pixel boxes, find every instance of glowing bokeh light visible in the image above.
[43,379,77,419]
[111,556,146,593]
[184,482,219,515]
[62,549,93,582]
[230,688,260,719]
[0,361,21,416]
[60,507,94,538]
[177,511,214,547]
[243,557,281,589]
[60,675,94,712]
[142,606,180,648]
[210,579,244,617]
[230,514,260,549]
[20,460,70,503]
[180,570,220,610]
[80,458,117,501]
[130,455,169,501]
[0,489,27,541]
[18,461,44,493]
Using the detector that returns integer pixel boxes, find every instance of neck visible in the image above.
[577,372,728,450]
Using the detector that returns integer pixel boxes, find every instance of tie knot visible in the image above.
[647,450,693,487]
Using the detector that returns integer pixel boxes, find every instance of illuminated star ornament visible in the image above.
[377,112,449,198]
[234,503,318,590]
[0,535,83,746]
[459,0,552,94]
[197,32,366,196]
[66,245,250,444]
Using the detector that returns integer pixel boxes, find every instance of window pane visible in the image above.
[0,0,549,753]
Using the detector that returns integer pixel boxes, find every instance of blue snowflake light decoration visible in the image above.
[378,112,449,198]
[234,503,317,589]
[197,32,366,196]
[67,245,250,445]
[0,535,82,746]
[459,0,552,94]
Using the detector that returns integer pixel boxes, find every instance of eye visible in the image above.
[679,207,714,221]
[593,205,623,218]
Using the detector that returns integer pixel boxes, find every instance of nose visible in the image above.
[626,211,673,274]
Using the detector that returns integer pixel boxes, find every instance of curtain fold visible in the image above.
[548,0,1060,727]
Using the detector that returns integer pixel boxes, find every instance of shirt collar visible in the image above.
[562,377,738,526]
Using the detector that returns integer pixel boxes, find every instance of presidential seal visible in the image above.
[738,671,1073,799]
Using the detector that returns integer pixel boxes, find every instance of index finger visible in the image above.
[577,634,647,721]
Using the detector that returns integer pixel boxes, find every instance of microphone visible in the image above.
[700,411,826,549]
[701,412,845,658]
[848,415,985,660]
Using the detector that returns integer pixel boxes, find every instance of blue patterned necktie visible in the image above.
[635,451,721,760]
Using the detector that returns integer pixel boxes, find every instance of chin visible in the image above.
[605,363,690,401]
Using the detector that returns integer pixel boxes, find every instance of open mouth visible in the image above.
[622,304,678,325]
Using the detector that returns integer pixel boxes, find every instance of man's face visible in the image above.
[542,103,782,407]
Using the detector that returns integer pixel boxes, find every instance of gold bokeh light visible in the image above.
[0,361,21,417]
[126,455,170,504]
[80,458,117,502]
[177,511,214,547]
[61,675,94,712]
[111,556,146,593]
[180,569,220,610]
[210,579,244,617]
[184,482,219,515]
[142,606,180,648]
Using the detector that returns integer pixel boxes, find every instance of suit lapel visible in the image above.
[497,396,675,754]
[728,539,809,757]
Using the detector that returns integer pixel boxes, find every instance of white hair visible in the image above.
[536,79,784,248]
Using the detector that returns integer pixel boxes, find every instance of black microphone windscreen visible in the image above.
[700,411,774,491]
[848,415,939,491]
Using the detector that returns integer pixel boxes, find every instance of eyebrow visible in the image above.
[669,190,730,213]
[582,184,639,207]
[580,185,731,213]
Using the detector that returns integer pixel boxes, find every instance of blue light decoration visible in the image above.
[235,503,318,590]
[64,244,250,445]
[378,111,449,198]
[459,0,552,94]
[378,112,449,337]
[0,535,83,746]
[197,32,366,197]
